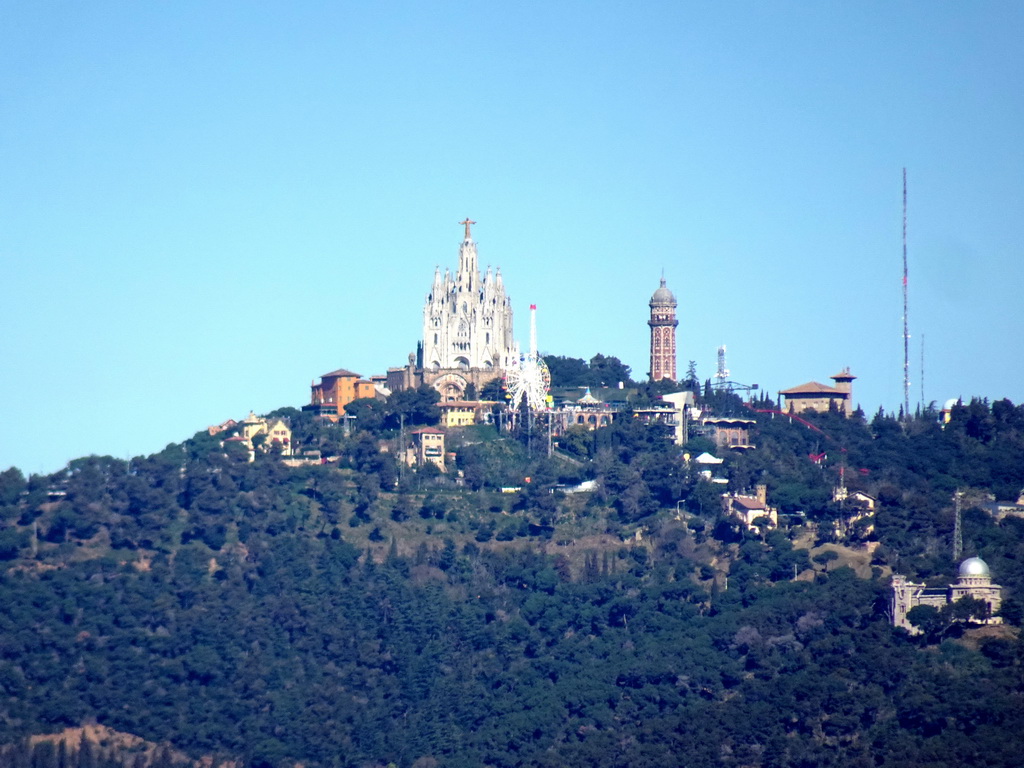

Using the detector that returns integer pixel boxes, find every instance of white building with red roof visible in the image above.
[724,484,778,529]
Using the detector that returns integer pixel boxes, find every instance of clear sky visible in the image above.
[3,2,1023,475]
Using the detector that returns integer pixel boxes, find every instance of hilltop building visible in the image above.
[216,411,293,461]
[388,220,517,401]
[207,418,238,437]
[648,277,678,382]
[940,397,960,425]
[702,416,757,451]
[407,427,446,472]
[303,368,376,421]
[437,400,502,428]
[779,368,856,416]
[831,485,877,537]
[240,411,293,455]
[891,557,1003,632]
[555,387,619,432]
[724,484,778,530]
[633,391,692,445]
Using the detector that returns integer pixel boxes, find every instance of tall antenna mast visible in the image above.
[715,345,729,389]
[953,489,963,561]
[529,304,538,357]
[902,168,911,420]
[920,333,925,412]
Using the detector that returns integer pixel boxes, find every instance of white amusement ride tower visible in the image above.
[504,304,551,415]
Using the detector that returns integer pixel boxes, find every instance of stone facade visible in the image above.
[891,557,1003,632]
[703,417,756,451]
[779,368,856,417]
[648,277,678,382]
[389,220,517,401]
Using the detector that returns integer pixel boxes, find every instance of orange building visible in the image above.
[303,368,377,421]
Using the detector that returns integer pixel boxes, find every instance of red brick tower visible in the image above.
[649,277,678,381]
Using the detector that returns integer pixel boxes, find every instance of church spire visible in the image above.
[420,220,515,382]
[457,219,479,292]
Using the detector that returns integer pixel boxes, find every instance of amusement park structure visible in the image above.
[505,304,551,414]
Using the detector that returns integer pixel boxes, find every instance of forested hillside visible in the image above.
[1,394,1023,767]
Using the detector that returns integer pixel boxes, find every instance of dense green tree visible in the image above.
[342,398,387,433]
[1,394,1024,768]
[586,353,632,387]
[543,356,590,387]
[479,378,506,402]
[384,386,441,430]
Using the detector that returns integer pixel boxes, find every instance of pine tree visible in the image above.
[75,733,94,768]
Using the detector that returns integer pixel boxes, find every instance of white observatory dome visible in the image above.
[959,557,991,578]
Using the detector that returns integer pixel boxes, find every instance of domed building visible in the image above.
[891,557,1003,632]
[648,277,678,382]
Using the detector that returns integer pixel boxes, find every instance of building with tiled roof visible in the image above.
[303,368,377,421]
[779,368,856,416]
[217,411,293,461]
[724,484,778,529]
[437,400,502,428]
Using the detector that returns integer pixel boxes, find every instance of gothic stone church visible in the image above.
[387,220,517,401]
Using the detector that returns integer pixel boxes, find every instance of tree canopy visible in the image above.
[0,393,1023,767]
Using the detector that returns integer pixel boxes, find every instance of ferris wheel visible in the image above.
[506,352,551,411]
[505,304,551,412]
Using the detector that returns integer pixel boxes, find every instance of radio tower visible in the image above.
[902,168,911,420]
[714,345,730,390]
[920,333,925,412]
[953,489,963,561]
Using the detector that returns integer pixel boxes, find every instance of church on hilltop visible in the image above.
[387,220,517,401]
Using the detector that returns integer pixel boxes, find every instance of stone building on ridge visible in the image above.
[890,557,1003,632]
[388,219,517,401]
[779,368,856,417]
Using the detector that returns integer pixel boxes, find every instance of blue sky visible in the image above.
[3,2,1023,474]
